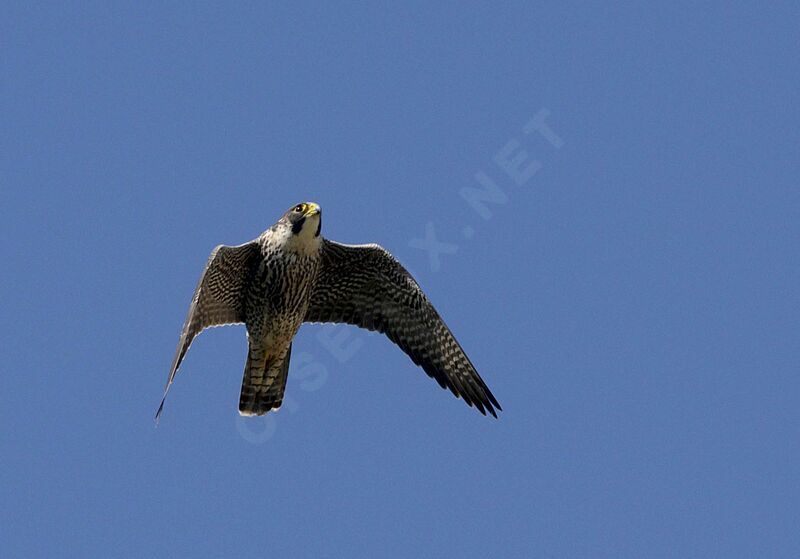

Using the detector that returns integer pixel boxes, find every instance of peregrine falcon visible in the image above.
[156,202,501,421]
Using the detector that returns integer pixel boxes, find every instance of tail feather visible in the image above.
[239,343,291,416]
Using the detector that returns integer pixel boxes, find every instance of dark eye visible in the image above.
[294,204,304,213]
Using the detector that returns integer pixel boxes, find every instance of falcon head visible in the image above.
[278,202,323,253]
[285,202,321,235]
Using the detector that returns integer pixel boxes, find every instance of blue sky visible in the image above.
[2,2,798,557]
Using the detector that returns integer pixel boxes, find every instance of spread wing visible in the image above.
[305,239,501,417]
[156,241,260,422]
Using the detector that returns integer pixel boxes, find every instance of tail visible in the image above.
[238,343,292,416]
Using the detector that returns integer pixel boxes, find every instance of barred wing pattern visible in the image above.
[305,240,501,417]
[156,241,259,421]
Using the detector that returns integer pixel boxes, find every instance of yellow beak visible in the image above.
[304,203,321,217]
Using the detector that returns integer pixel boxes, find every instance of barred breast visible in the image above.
[246,248,319,348]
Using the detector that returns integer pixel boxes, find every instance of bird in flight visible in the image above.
[156,202,501,422]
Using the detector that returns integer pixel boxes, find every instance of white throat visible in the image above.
[280,216,322,257]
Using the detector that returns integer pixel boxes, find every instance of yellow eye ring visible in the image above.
[294,204,305,213]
